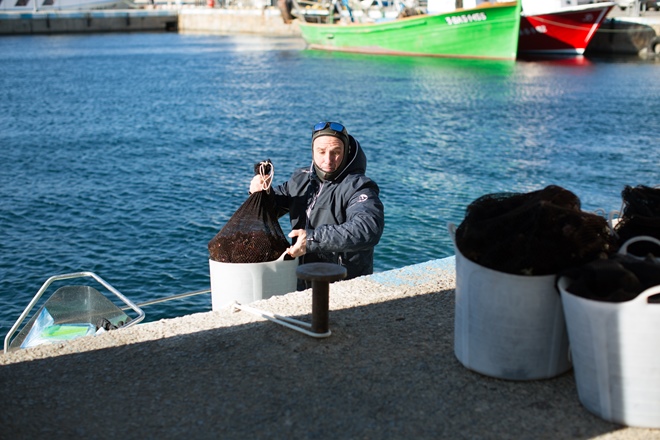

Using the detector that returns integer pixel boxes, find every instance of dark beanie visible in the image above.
[311,122,349,151]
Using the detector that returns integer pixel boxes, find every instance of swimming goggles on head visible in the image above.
[313,121,347,134]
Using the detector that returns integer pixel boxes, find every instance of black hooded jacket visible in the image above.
[273,135,385,281]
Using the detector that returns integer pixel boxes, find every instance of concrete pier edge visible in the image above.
[1,256,660,438]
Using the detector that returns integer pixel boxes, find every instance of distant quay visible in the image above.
[0,9,179,34]
[178,7,300,36]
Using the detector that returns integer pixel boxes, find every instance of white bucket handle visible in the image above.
[607,209,620,234]
[447,222,457,243]
[631,283,660,306]
[617,236,660,306]
[559,275,660,306]
[618,235,660,256]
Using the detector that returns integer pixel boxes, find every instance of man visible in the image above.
[250,121,384,284]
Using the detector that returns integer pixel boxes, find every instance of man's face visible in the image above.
[313,136,345,174]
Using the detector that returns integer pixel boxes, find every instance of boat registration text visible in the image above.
[445,12,487,26]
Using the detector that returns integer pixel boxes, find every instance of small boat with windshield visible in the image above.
[3,271,210,353]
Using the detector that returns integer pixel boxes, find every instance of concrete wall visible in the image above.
[0,10,178,35]
[177,7,300,36]
[0,7,299,37]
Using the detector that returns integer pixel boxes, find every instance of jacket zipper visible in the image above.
[305,181,325,228]
[302,181,324,268]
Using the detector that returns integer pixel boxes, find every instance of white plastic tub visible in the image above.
[559,276,660,428]
[450,223,571,381]
[209,257,298,311]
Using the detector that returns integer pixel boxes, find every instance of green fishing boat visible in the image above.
[297,1,521,60]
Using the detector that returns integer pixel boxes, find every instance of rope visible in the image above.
[524,16,602,32]
[525,16,657,35]
[120,288,211,310]
[257,160,274,193]
[595,25,658,34]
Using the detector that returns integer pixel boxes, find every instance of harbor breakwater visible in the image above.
[177,7,299,35]
[0,7,299,35]
[0,9,179,34]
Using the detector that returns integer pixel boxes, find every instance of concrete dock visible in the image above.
[177,7,300,35]
[1,257,659,439]
[0,9,178,34]
[0,6,300,35]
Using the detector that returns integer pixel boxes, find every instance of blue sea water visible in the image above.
[1,33,659,335]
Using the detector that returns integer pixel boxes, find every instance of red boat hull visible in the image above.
[518,3,614,56]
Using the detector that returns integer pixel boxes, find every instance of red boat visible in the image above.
[518,2,615,56]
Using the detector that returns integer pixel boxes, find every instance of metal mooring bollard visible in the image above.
[296,262,347,335]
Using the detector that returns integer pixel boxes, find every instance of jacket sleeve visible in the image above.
[271,167,306,220]
[306,179,384,254]
[272,181,290,218]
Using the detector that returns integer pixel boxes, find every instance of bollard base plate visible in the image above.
[232,302,332,338]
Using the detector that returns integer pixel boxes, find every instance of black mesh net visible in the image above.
[560,253,660,302]
[455,185,613,276]
[208,160,291,264]
[614,185,660,257]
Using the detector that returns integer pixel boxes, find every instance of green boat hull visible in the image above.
[299,1,521,60]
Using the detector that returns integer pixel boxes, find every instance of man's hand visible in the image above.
[287,229,307,258]
[249,174,270,194]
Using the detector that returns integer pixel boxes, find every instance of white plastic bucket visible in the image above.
[209,257,299,311]
[450,223,571,381]
[557,235,660,428]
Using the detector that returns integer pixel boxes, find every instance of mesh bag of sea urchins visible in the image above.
[208,160,291,264]
[455,185,614,276]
